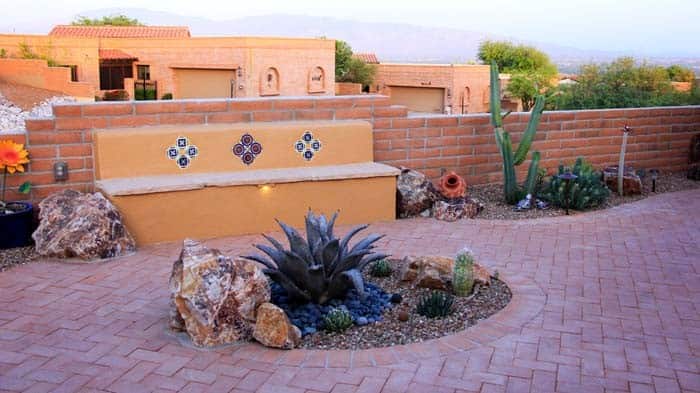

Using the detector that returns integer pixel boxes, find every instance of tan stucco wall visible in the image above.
[93,121,374,179]
[374,63,491,114]
[107,176,396,244]
[0,34,335,99]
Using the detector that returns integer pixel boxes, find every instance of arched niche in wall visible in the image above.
[308,66,325,93]
[260,67,280,96]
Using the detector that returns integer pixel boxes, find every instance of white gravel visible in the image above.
[0,93,76,133]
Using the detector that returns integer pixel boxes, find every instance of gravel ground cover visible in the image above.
[0,88,76,132]
[0,246,37,272]
[298,258,511,350]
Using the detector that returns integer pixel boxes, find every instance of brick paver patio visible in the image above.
[1,189,699,393]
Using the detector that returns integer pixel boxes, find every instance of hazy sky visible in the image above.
[3,0,699,56]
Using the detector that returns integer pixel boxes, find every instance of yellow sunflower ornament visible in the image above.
[0,140,30,174]
[0,140,31,206]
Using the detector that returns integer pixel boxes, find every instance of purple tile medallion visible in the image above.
[232,133,263,165]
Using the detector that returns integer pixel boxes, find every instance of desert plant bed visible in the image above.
[469,170,699,220]
[276,257,511,350]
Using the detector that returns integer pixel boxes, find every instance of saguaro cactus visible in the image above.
[453,248,475,297]
[489,61,546,204]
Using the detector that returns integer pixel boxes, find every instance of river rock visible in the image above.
[396,167,438,218]
[33,189,135,260]
[169,239,270,347]
[253,303,301,349]
[603,166,642,195]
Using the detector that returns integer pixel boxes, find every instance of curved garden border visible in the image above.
[196,271,546,366]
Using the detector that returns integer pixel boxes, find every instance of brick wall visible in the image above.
[5,95,699,203]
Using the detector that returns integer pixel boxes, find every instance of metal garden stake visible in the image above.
[618,126,631,196]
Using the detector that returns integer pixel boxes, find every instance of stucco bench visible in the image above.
[93,121,399,244]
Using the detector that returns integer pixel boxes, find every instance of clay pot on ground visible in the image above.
[438,171,467,199]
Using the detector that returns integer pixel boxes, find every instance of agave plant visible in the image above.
[242,211,389,304]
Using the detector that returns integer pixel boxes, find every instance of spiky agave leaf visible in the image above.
[243,211,389,304]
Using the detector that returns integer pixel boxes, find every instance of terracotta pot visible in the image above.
[438,171,467,199]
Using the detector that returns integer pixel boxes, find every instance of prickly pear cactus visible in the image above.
[453,248,475,297]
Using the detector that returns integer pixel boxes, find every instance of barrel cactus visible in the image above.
[452,248,475,297]
[242,211,388,304]
[490,61,546,204]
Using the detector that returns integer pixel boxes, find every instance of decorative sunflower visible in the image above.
[0,140,30,174]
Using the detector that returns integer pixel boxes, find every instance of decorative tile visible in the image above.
[232,133,263,165]
[294,130,322,161]
[166,136,198,169]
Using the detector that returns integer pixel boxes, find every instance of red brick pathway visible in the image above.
[1,190,699,393]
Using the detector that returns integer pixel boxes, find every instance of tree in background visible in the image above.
[335,40,376,89]
[552,57,700,109]
[666,65,695,83]
[478,40,558,110]
[72,14,143,26]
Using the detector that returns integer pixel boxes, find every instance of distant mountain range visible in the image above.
[3,8,699,73]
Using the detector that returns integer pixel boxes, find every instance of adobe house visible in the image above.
[0,25,334,100]
[370,61,519,114]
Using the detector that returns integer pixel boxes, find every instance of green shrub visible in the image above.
[369,259,392,277]
[416,291,454,318]
[102,90,129,101]
[323,307,353,332]
[161,93,173,100]
[542,157,610,210]
[0,48,6,58]
[134,88,156,100]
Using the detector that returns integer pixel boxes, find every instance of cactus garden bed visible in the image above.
[285,258,511,350]
[469,170,699,220]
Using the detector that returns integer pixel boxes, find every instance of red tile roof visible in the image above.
[49,25,191,39]
[98,49,138,61]
[353,53,379,64]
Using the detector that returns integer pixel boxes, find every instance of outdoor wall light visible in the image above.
[257,184,276,192]
[53,161,69,182]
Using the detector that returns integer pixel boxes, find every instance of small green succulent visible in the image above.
[369,259,392,277]
[416,291,454,318]
[323,307,353,332]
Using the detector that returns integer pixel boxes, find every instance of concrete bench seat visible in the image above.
[93,120,399,244]
[96,162,399,196]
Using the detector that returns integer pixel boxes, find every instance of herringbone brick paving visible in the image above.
[1,190,698,392]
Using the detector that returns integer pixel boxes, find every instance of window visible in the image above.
[137,65,150,81]
[99,61,133,90]
[68,65,78,82]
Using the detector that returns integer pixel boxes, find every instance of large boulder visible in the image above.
[253,303,301,349]
[400,256,454,290]
[603,166,642,195]
[432,198,483,221]
[396,167,438,218]
[33,189,136,260]
[169,239,270,347]
[401,255,492,289]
